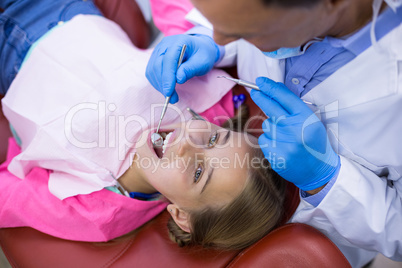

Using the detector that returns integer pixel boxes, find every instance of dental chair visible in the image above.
[0,0,351,267]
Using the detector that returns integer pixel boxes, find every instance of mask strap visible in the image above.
[301,37,323,53]
[384,0,402,12]
[370,0,383,47]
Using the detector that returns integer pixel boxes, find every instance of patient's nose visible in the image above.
[177,134,204,158]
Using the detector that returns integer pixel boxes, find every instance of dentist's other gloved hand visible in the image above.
[146,34,220,104]
[250,77,340,191]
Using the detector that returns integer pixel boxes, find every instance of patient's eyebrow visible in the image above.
[201,166,214,194]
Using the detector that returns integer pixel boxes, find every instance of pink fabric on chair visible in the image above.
[0,138,168,242]
[199,90,234,125]
[0,104,11,163]
[150,0,194,36]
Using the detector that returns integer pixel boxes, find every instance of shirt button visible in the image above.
[292,78,300,85]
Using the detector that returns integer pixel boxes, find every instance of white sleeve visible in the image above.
[291,155,402,267]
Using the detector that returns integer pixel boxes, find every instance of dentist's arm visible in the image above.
[145,34,221,104]
[250,77,402,262]
[250,77,340,191]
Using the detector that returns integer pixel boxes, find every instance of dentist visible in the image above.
[146,0,402,266]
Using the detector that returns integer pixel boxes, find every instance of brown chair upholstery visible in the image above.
[0,97,10,164]
[0,0,351,267]
[94,0,151,49]
[0,213,350,268]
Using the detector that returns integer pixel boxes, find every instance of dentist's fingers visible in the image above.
[146,51,164,91]
[176,53,213,84]
[146,47,164,91]
[258,133,281,157]
[255,77,310,115]
[250,88,290,119]
[169,91,179,104]
[161,44,187,97]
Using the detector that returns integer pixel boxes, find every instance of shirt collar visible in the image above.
[324,5,402,56]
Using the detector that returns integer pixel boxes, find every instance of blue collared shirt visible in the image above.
[287,6,402,206]
[285,7,402,98]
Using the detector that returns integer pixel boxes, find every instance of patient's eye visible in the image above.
[194,164,203,183]
[207,131,219,148]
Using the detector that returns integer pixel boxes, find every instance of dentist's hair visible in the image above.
[167,104,287,250]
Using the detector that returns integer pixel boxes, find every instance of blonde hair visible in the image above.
[167,104,286,250]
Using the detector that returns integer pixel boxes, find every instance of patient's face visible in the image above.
[134,120,258,209]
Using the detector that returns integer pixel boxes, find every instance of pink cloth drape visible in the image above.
[0,138,168,241]
[150,0,195,36]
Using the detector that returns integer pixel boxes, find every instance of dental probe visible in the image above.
[151,44,187,147]
[217,76,316,107]
[187,107,205,121]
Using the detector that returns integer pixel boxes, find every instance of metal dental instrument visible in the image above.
[187,107,205,121]
[217,76,260,90]
[217,75,316,107]
[151,44,187,147]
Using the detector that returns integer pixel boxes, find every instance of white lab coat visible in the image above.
[290,22,402,267]
[186,6,402,268]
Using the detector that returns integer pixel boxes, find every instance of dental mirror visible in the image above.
[151,108,204,148]
[151,45,187,148]
[151,132,164,147]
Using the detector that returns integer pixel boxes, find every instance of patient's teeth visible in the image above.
[162,132,173,155]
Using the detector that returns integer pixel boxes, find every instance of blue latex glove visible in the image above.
[250,77,340,191]
[145,34,220,104]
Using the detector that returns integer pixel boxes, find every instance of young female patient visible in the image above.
[0,0,285,250]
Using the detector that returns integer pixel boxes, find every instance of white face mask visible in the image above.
[262,46,304,59]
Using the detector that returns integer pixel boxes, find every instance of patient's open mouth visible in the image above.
[153,131,173,158]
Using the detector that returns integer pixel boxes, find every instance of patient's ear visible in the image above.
[167,204,191,233]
